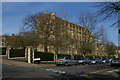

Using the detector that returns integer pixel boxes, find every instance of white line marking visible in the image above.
[107,69,120,73]
[46,68,66,73]
[46,69,54,71]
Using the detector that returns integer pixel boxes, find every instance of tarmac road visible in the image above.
[1,63,120,80]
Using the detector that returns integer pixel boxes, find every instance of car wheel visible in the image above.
[82,62,85,65]
[110,63,114,66]
[64,62,68,66]
[56,64,60,66]
[75,62,78,66]
[88,63,91,65]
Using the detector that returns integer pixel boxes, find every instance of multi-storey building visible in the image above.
[36,12,99,55]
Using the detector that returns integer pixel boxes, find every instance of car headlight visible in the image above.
[79,61,83,62]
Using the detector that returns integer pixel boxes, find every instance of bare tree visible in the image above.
[95,25,108,43]
[95,2,120,27]
[78,42,93,55]
[23,12,45,30]
[78,12,98,32]
[58,11,71,21]
[105,42,117,55]
[21,12,46,50]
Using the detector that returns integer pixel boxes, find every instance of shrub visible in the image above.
[34,52,54,61]
[101,56,108,59]
[74,55,83,60]
[85,55,94,59]
[57,54,71,58]
[0,48,6,55]
[10,49,25,58]
[95,55,101,59]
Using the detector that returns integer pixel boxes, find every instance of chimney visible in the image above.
[12,34,14,36]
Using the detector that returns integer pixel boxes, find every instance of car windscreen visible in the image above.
[80,58,85,60]
[112,58,120,60]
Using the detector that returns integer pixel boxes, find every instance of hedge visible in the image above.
[10,49,25,58]
[57,54,71,58]
[34,52,54,61]
[101,56,108,59]
[74,55,83,60]
[85,55,94,59]
[0,48,6,55]
[95,55,101,59]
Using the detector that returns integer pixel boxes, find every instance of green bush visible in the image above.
[95,55,101,59]
[57,54,71,58]
[101,56,108,59]
[74,55,83,60]
[0,48,6,55]
[85,55,94,59]
[10,49,25,58]
[108,55,115,58]
[34,52,54,61]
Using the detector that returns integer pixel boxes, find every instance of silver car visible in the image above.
[78,58,91,64]
[110,58,120,66]
[55,57,78,66]
[90,59,97,64]
[90,58,102,64]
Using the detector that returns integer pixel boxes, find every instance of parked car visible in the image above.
[108,58,114,62]
[78,58,91,64]
[90,58,102,64]
[90,59,97,64]
[101,58,110,64]
[110,58,120,66]
[54,57,78,66]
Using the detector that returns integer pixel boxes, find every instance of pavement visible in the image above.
[0,55,55,67]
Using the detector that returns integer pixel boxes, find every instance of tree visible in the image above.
[105,42,117,55]
[23,12,45,30]
[58,11,71,20]
[78,42,93,55]
[21,12,46,50]
[37,13,53,52]
[78,12,98,32]
[19,29,39,48]
[37,12,72,59]
[5,34,24,48]
[95,25,108,43]
[95,2,120,27]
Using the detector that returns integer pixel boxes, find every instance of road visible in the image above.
[1,63,120,80]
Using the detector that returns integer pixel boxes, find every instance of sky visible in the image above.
[2,2,118,45]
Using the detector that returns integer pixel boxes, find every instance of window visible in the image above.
[2,38,5,42]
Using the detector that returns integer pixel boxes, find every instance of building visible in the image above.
[36,12,99,55]
[0,35,6,48]
[0,34,22,48]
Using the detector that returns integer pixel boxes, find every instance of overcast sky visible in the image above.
[2,2,118,45]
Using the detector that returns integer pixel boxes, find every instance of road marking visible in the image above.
[90,68,113,74]
[46,69,54,71]
[46,68,66,74]
[107,69,120,73]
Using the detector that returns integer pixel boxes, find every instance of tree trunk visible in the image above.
[54,46,58,60]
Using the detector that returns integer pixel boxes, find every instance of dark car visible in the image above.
[78,58,91,64]
[101,58,110,64]
[110,58,120,66]
[55,57,78,66]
